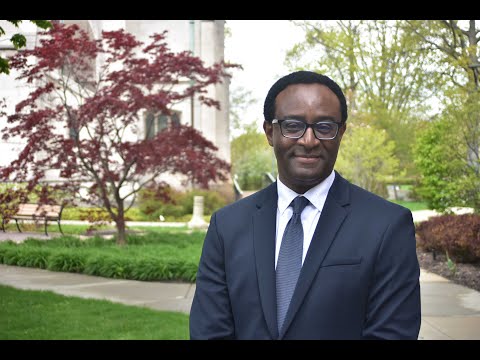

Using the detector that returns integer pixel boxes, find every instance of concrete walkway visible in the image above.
[411,207,474,223]
[419,270,480,339]
[0,264,194,314]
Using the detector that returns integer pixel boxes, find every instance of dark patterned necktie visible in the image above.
[276,195,310,333]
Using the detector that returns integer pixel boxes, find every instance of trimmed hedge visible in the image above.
[416,214,480,263]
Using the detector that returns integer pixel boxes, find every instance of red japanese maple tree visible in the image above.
[0,23,235,244]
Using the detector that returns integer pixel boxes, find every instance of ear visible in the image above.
[263,121,274,147]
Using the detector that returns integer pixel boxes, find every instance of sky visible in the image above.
[224,20,305,132]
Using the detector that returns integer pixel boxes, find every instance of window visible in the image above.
[144,110,181,139]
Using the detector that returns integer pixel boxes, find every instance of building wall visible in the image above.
[0,20,39,167]
[0,20,231,173]
[96,20,230,161]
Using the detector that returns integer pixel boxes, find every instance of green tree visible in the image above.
[405,20,479,211]
[414,90,480,213]
[231,128,274,190]
[229,85,258,138]
[336,121,400,197]
[286,20,441,178]
[404,20,479,175]
[0,20,52,74]
[229,85,273,190]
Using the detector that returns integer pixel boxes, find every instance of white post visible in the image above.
[188,195,208,229]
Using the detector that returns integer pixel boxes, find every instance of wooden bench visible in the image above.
[1,203,64,236]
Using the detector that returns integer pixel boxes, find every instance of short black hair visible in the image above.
[263,70,348,123]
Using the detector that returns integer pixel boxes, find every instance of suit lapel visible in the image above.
[279,173,351,338]
[253,182,279,339]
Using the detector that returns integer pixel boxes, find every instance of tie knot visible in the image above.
[291,196,310,215]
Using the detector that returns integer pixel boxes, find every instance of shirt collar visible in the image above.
[277,170,336,215]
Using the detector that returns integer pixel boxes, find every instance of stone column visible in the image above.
[188,196,208,229]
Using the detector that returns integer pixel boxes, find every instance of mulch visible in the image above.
[417,248,480,292]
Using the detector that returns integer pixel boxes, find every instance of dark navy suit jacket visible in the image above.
[189,172,421,339]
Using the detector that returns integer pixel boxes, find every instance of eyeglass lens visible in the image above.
[281,119,338,139]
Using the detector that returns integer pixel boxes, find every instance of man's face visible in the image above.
[263,83,346,194]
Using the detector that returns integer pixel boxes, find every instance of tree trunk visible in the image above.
[116,218,126,245]
[116,206,126,246]
[466,20,480,177]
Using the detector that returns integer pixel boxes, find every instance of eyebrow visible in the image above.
[282,115,338,122]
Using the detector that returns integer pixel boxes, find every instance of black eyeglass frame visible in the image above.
[271,119,345,140]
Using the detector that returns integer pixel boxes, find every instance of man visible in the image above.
[189,70,421,339]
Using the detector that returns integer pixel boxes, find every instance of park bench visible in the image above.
[1,203,64,236]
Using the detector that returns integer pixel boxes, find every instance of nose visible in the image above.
[297,126,319,148]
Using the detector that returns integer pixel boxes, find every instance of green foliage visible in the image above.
[403,20,478,93]
[0,20,52,74]
[404,20,480,212]
[336,123,400,197]
[446,251,457,276]
[10,33,27,48]
[0,245,20,265]
[389,200,429,212]
[0,230,204,282]
[231,128,275,190]
[414,118,462,211]
[0,285,189,339]
[121,207,144,221]
[47,251,86,273]
[13,247,50,268]
[413,97,480,213]
[0,57,8,74]
[62,206,145,221]
[84,254,134,279]
[137,185,229,221]
[1,222,112,235]
[30,20,52,29]
[229,86,258,136]
[228,85,274,190]
[138,186,181,221]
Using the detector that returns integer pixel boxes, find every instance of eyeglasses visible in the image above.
[271,119,343,140]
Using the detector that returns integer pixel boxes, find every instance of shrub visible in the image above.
[0,246,21,265]
[84,255,133,279]
[137,185,183,220]
[62,207,145,221]
[416,214,480,263]
[0,231,203,282]
[137,184,230,221]
[14,247,50,268]
[47,251,86,273]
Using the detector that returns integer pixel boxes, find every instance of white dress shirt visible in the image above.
[275,170,335,269]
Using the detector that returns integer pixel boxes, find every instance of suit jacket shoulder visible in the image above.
[332,171,412,219]
[215,182,277,219]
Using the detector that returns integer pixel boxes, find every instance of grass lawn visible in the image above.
[0,284,189,340]
[390,200,429,212]
[2,222,113,235]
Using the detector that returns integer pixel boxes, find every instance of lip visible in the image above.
[294,155,321,164]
